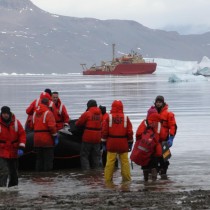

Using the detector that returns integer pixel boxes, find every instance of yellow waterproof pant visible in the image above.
[104,152,131,182]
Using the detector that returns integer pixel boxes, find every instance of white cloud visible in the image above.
[30,0,210,34]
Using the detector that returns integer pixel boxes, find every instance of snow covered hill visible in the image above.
[1,0,210,73]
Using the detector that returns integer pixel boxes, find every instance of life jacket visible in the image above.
[131,120,161,166]
[0,114,26,159]
[32,104,57,147]
[25,94,55,131]
[76,107,102,144]
[106,113,130,153]
[102,100,133,153]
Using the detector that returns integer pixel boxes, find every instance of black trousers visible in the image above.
[141,156,158,171]
[35,147,54,172]
[80,142,101,170]
[0,158,18,187]
[158,156,170,174]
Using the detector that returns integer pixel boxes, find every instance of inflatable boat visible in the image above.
[19,120,83,170]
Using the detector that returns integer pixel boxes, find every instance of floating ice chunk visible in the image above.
[168,73,208,83]
[194,56,210,76]
[196,67,210,76]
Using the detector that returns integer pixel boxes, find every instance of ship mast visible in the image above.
[112,43,115,62]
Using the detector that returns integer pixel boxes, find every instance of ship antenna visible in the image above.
[112,43,115,62]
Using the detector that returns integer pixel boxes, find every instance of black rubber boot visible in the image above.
[159,168,168,179]
[151,168,157,181]
[143,169,149,181]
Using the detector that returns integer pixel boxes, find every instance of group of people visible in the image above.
[76,95,177,183]
[0,88,70,187]
[0,87,177,187]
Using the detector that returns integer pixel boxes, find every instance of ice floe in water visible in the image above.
[194,56,210,76]
[168,73,208,83]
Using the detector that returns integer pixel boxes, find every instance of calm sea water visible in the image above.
[0,71,210,199]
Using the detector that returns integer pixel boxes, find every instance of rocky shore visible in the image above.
[1,189,210,209]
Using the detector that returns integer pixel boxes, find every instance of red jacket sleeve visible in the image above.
[101,116,109,140]
[126,117,133,142]
[168,112,177,136]
[75,112,88,127]
[17,120,26,148]
[47,112,57,136]
[62,105,70,123]
[136,120,146,141]
[26,100,36,115]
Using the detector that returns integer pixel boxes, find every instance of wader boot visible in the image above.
[143,169,149,181]
[159,168,168,179]
[151,168,157,181]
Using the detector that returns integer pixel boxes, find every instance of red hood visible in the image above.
[40,92,51,100]
[110,100,123,113]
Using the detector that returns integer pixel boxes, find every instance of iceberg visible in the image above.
[194,56,210,76]
[169,73,208,83]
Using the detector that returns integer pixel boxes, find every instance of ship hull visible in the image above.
[83,63,157,75]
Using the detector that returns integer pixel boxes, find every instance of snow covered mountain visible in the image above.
[1,0,210,73]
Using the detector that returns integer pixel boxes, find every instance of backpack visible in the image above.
[130,125,156,166]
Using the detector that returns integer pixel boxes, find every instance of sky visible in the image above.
[30,0,210,35]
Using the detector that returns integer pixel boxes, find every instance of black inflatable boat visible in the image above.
[19,120,83,170]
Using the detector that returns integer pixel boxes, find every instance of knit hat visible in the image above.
[44,88,52,96]
[1,106,11,114]
[99,105,106,115]
[87,99,97,109]
[155,95,164,103]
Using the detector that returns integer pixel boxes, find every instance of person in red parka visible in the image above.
[25,88,56,131]
[0,106,26,187]
[102,100,133,183]
[52,91,70,131]
[76,99,102,170]
[154,95,177,179]
[32,98,57,171]
[135,106,162,181]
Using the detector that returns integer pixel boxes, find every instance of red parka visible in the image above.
[102,112,109,121]
[102,100,133,153]
[53,98,70,131]
[32,104,57,147]
[158,104,177,142]
[76,107,102,144]
[0,114,26,159]
[26,92,56,130]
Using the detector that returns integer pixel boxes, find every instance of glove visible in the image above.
[167,136,174,148]
[64,123,70,131]
[64,123,69,128]
[18,149,24,157]
[101,142,106,152]
[128,142,133,152]
[54,135,59,146]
